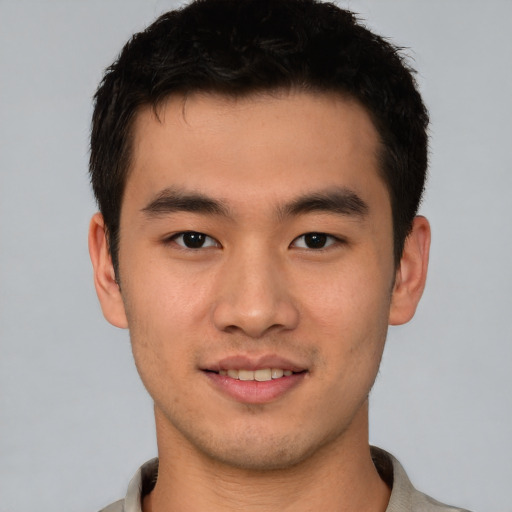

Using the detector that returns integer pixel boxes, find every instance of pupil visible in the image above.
[305,233,327,248]
[183,232,205,248]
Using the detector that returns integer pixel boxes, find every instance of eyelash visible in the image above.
[164,231,345,251]
[167,231,220,249]
[290,233,341,250]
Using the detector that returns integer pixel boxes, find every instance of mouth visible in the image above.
[201,357,308,404]
[213,368,301,381]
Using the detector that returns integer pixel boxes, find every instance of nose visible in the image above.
[212,247,300,339]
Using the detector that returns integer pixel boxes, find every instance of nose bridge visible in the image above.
[212,241,299,337]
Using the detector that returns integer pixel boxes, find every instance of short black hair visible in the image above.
[90,0,429,274]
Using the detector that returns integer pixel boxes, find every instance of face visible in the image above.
[105,91,402,470]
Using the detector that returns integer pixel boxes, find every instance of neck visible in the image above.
[143,403,390,512]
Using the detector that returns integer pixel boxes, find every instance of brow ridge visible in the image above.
[142,187,230,217]
[279,188,369,219]
[141,186,368,221]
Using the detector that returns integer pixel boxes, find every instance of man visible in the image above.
[88,1,468,511]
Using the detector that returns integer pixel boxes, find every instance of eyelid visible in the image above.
[167,231,221,249]
[164,231,344,250]
[290,233,342,250]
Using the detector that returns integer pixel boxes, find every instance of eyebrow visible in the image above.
[279,188,369,219]
[141,186,368,221]
[142,187,231,217]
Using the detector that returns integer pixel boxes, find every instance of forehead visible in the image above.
[126,91,387,211]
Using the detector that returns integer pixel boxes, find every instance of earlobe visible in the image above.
[389,216,431,326]
[88,213,128,329]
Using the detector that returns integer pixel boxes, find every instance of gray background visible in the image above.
[1,1,511,511]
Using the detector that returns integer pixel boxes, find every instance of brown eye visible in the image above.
[304,233,328,248]
[172,232,219,249]
[292,233,336,249]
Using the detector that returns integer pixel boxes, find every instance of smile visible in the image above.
[219,368,294,381]
[204,361,307,404]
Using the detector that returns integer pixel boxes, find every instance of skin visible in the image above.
[89,91,430,512]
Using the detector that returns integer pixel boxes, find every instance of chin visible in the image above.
[180,421,339,472]
[200,439,314,471]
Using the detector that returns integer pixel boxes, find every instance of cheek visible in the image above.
[121,252,214,323]
[119,268,206,382]
[299,260,392,379]
[301,260,392,331]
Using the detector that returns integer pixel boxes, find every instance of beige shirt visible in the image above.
[99,447,470,512]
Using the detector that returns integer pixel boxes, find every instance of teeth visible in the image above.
[271,368,284,378]
[255,369,272,381]
[227,369,238,379]
[219,368,295,381]
[238,369,254,381]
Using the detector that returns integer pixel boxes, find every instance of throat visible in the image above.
[145,446,390,512]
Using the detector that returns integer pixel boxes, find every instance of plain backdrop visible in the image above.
[1,1,511,511]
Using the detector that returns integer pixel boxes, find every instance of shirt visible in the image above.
[99,447,471,512]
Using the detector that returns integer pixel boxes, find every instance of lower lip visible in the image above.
[203,371,306,404]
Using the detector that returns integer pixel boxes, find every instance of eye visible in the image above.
[171,231,219,249]
[291,232,337,249]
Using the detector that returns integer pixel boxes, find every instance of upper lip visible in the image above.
[202,354,308,373]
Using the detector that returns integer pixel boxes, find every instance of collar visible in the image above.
[113,447,463,512]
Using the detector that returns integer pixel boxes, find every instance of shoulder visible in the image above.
[371,446,472,512]
[411,490,471,512]
[98,499,124,512]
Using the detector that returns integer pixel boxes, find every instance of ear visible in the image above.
[88,212,128,329]
[389,216,431,326]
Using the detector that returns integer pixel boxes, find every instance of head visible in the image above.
[88,0,430,473]
[90,0,429,276]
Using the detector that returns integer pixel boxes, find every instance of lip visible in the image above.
[204,354,307,373]
[201,354,308,404]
